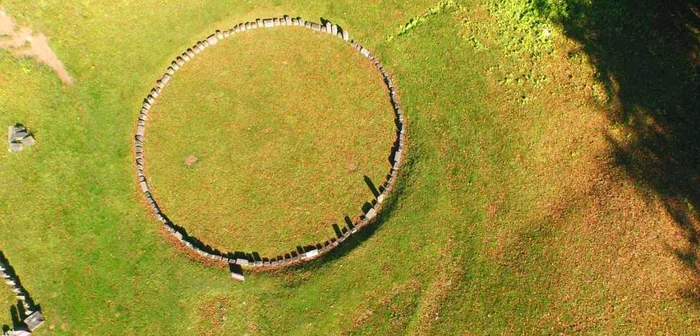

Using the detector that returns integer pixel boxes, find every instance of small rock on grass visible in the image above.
[185,154,198,167]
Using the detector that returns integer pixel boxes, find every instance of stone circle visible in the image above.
[133,16,407,270]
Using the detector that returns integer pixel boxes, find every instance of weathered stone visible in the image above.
[236,258,249,266]
[263,19,274,28]
[9,142,22,152]
[12,130,27,141]
[187,49,195,58]
[146,95,155,104]
[223,30,230,38]
[342,30,350,41]
[360,47,370,57]
[298,18,306,26]
[24,310,44,331]
[239,24,247,32]
[256,19,262,28]
[365,208,377,221]
[311,23,321,31]
[377,194,386,204]
[136,125,145,137]
[161,73,171,84]
[166,67,175,76]
[20,135,35,147]
[291,18,298,26]
[284,16,292,25]
[176,56,185,66]
[202,40,210,48]
[325,22,332,33]
[304,21,312,28]
[216,30,224,39]
[304,249,319,259]
[171,61,180,70]
[273,18,280,26]
[7,126,13,144]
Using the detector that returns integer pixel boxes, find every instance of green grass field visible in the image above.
[0,0,698,335]
[146,28,395,256]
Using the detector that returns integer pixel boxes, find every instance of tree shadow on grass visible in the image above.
[544,0,700,303]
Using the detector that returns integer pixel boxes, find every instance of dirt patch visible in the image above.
[0,8,73,84]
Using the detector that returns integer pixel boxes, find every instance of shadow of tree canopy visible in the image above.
[546,0,700,300]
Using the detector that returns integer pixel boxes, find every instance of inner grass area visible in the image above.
[145,28,396,256]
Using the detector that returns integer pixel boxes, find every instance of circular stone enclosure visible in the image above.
[134,17,407,269]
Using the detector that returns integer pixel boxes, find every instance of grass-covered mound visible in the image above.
[144,28,396,256]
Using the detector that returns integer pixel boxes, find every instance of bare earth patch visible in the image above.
[0,8,73,84]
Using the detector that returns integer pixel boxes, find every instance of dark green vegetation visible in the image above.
[0,0,697,334]
[146,28,394,256]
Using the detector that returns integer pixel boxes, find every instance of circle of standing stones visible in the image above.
[134,16,407,270]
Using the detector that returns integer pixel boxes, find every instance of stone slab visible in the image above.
[20,135,35,147]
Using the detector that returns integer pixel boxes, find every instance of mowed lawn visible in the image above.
[146,28,395,256]
[0,0,698,335]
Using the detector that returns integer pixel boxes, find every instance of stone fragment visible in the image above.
[9,142,22,152]
[12,130,27,141]
[24,310,44,331]
[20,135,35,147]
[184,154,198,167]
[360,47,370,57]
[304,249,319,259]
[365,208,377,221]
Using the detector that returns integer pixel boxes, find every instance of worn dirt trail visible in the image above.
[0,8,73,84]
